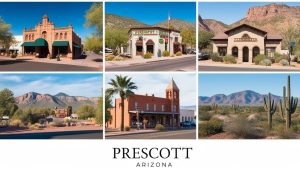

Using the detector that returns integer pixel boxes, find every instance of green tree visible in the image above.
[106,75,137,131]
[95,97,103,125]
[198,30,214,50]
[281,22,300,50]
[105,29,128,55]
[181,29,196,49]
[0,88,18,117]
[85,2,103,36]
[84,36,103,53]
[76,105,96,120]
[0,17,14,56]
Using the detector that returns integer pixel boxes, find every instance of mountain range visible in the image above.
[106,14,195,31]
[199,3,300,37]
[199,90,283,106]
[15,92,99,111]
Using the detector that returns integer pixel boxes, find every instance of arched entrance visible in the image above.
[35,38,49,58]
[252,46,260,60]
[243,47,249,62]
[232,47,238,58]
[136,37,143,56]
[146,39,154,54]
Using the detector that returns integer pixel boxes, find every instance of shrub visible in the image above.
[9,119,25,127]
[106,54,115,61]
[223,55,237,64]
[125,126,130,131]
[175,52,182,56]
[211,53,223,62]
[29,123,41,130]
[274,125,295,139]
[254,54,266,65]
[143,52,153,59]
[199,118,223,137]
[274,52,283,63]
[10,53,17,58]
[199,111,212,121]
[224,116,264,138]
[162,51,170,57]
[280,59,289,66]
[155,124,165,131]
[48,121,65,127]
[259,59,272,66]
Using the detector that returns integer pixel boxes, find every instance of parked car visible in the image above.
[180,121,192,127]
[80,51,87,59]
[190,121,196,127]
[105,48,113,53]
[198,52,210,60]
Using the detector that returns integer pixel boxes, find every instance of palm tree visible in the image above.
[106,75,137,131]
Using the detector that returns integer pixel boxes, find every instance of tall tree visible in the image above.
[181,29,196,49]
[0,17,14,56]
[198,30,214,50]
[105,29,128,55]
[105,92,113,127]
[281,22,300,50]
[85,2,103,36]
[106,75,137,131]
[0,88,18,117]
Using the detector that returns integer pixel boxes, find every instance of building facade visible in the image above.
[53,106,72,118]
[128,27,183,58]
[180,109,196,123]
[211,24,282,63]
[21,15,82,59]
[108,79,180,129]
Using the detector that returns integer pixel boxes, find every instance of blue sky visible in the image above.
[199,74,300,97]
[105,73,196,107]
[0,2,96,40]
[199,2,300,25]
[0,74,102,97]
[106,2,196,25]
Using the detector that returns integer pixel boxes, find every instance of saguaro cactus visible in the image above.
[232,104,239,113]
[211,103,218,113]
[263,93,277,129]
[279,75,298,129]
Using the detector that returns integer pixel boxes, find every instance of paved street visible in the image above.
[106,129,196,139]
[0,129,103,139]
[198,65,300,72]
[107,56,196,71]
[0,59,100,71]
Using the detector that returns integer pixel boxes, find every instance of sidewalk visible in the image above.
[0,52,102,68]
[199,60,300,70]
[106,129,159,137]
[106,54,195,67]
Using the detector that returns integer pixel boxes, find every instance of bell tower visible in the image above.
[166,78,180,113]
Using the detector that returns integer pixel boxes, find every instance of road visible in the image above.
[0,130,103,139]
[0,59,100,71]
[107,56,196,71]
[198,65,300,72]
[106,129,196,139]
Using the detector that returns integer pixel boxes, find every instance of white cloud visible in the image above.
[105,73,196,106]
[0,75,23,82]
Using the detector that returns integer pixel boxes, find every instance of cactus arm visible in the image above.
[279,99,286,120]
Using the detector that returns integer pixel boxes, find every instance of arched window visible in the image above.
[25,35,28,41]
[60,33,63,40]
[55,33,58,40]
[253,46,260,58]
[232,47,238,57]
[64,32,67,39]
[42,31,47,39]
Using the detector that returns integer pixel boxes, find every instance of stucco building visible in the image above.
[128,27,183,58]
[21,15,82,59]
[211,24,282,63]
[108,79,180,129]
[180,109,196,123]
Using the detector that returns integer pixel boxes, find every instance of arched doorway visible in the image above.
[243,47,249,62]
[232,47,238,58]
[35,38,49,58]
[252,46,260,60]
[146,39,154,54]
[136,37,143,56]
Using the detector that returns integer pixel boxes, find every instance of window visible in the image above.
[175,37,178,42]
[42,31,47,39]
[25,35,28,41]
[174,92,177,99]
[161,105,165,111]
[154,104,156,111]
[60,33,63,40]
[32,34,34,40]
[182,117,184,122]
[64,32,67,39]
[146,103,149,111]
[173,105,177,112]
[134,101,138,109]
[55,33,58,40]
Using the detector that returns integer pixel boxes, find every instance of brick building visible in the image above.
[108,79,180,129]
[21,15,82,59]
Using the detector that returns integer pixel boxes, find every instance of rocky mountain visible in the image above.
[199,90,282,106]
[106,14,195,31]
[15,92,99,110]
[200,3,300,38]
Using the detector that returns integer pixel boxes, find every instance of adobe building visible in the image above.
[53,106,72,118]
[108,79,180,129]
[211,24,282,63]
[21,15,82,59]
[128,27,184,58]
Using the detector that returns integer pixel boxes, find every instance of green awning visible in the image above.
[21,42,36,47]
[53,41,69,47]
[35,38,48,47]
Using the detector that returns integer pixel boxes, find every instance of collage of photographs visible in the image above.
[1,1,300,140]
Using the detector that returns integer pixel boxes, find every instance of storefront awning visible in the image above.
[21,42,36,47]
[35,38,48,47]
[53,41,69,47]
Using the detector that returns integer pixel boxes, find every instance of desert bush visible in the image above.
[125,126,130,131]
[143,52,153,59]
[106,54,115,61]
[274,125,295,139]
[9,119,25,127]
[223,55,237,64]
[199,118,223,137]
[175,52,182,56]
[211,53,223,62]
[113,56,125,61]
[199,105,212,112]
[162,51,170,57]
[224,116,264,138]
[29,123,41,130]
[155,124,165,131]
[48,121,65,127]
[254,54,266,65]
[274,52,283,63]
[280,59,289,66]
[199,111,212,121]
[259,59,272,66]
